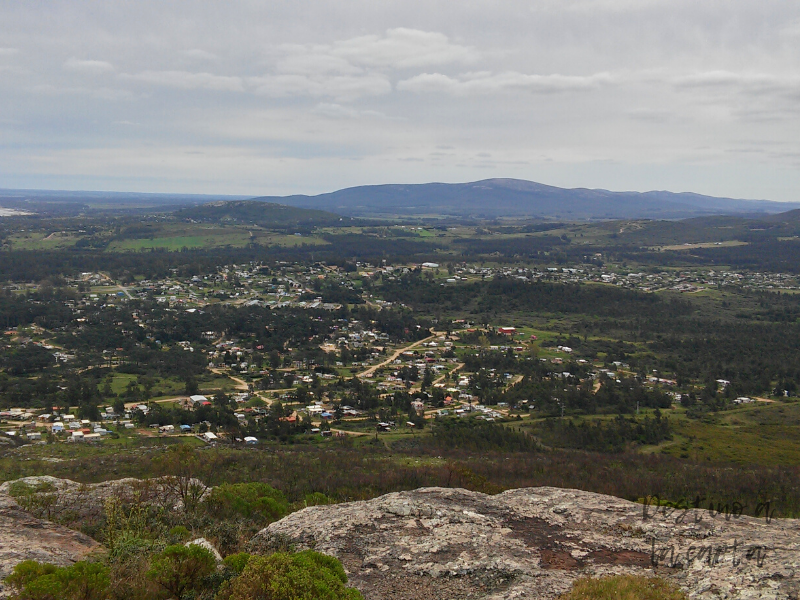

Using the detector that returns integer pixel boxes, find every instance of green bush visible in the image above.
[303,492,332,507]
[169,526,191,542]
[216,551,362,600]
[222,553,251,576]
[146,544,217,599]
[203,483,289,524]
[5,560,110,600]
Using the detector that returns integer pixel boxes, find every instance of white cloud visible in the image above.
[254,29,473,101]
[120,70,245,92]
[0,47,19,57]
[64,57,115,73]
[397,71,613,94]
[249,73,390,101]
[274,46,363,76]
[331,28,477,69]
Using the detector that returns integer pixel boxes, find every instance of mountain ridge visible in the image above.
[251,178,799,220]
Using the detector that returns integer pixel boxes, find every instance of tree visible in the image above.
[184,376,199,396]
[153,445,208,513]
[269,350,281,370]
[214,390,232,409]
[216,551,363,600]
[113,397,126,415]
[146,544,216,599]
[77,398,101,421]
[421,369,434,391]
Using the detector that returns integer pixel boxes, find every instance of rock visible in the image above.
[187,538,223,562]
[0,494,98,597]
[0,475,209,524]
[253,487,800,600]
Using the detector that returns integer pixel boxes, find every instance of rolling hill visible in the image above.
[174,201,349,228]
[251,178,799,220]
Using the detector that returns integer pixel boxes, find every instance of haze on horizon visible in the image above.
[0,1,798,202]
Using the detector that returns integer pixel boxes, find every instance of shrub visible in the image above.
[559,575,687,600]
[5,560,110,600]
[203,483,289,524]
[303,492,332,507]
[215,551,363,600]
[146,544,217,599]
[222,553,251,576]
[169,526,191,542]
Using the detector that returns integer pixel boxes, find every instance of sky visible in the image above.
[0,0,799,201]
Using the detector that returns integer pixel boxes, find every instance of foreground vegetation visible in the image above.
[6,549,362,600]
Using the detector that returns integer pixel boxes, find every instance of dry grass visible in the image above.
[559,575,687,600]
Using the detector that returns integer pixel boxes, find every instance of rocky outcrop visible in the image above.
[254,486,800,600]
[0,475,208,523]
[0,493,98,596]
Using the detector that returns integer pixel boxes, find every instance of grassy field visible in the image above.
[6,231,84,250]
[107,228,252,251]
[660,402,800,466]
[105,226,331,252]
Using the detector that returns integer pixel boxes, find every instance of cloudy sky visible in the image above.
[0,0,799,200]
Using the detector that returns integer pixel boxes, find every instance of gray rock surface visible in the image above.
[0,475,208,522]
[254,486,800,600]
[187,537,223,563]
[0,493,98,597]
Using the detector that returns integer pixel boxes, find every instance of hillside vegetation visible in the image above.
[175,201,348,228]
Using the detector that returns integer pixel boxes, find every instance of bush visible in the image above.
[216,551,362,600]
[5,560,110,600]
[303,492,332,507]
[146,544,217,599]
[222,553,251,576]
[203,483,289,524]
[559,575,687,600]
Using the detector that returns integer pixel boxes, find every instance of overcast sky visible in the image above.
[0,0,799,201]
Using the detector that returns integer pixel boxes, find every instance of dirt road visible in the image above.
[357,333,438,378]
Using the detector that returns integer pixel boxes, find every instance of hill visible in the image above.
[251,178,799,220]
[174,200,349,228]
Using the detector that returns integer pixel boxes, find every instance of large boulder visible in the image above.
[0,494,98,597]
[253,486,800,600]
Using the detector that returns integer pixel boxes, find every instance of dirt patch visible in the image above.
[588,548,651,567]
[504,516,572,548]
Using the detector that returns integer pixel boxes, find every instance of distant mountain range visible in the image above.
[2,180,797,221]
[252,179,800,220]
